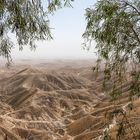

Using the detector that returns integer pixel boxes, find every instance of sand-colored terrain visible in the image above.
[0,59,139,140]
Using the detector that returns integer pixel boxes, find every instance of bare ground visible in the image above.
[0,59,139,140]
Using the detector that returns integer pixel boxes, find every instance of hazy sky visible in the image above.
[11,0,96,60]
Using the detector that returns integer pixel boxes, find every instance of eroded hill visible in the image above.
[0,63,139,140]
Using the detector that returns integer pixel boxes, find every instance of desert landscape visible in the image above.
[0,59,139,140]
[0,0,139,139]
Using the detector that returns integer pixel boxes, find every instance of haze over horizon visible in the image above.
[4,0,97,60]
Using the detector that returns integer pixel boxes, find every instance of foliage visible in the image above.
[0,0,74,63]
[83,0,140,98]
[84,1,140,139]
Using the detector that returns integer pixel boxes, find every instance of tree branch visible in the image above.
[131,26,140,45]
[125,2,140,15]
